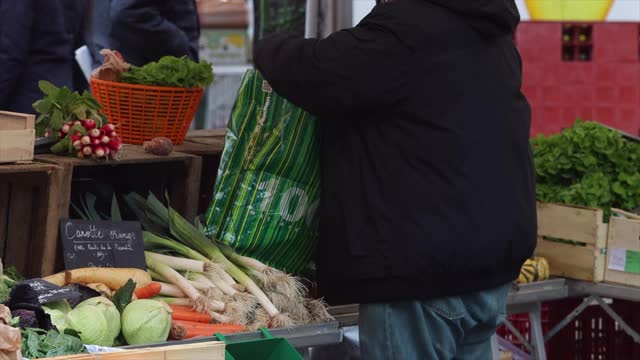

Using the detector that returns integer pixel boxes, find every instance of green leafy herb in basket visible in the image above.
[121,56,214,88]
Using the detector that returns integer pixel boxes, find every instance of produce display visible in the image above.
[0,189,332,359]
[532,120,640,215]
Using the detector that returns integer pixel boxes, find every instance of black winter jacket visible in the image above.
[254,0,537,305]
[109,0,200,66]
[0,0,87,114]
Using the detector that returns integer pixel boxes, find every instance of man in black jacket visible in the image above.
[108,0,200,66]
[0,0,88,114]
[255,0,536,358]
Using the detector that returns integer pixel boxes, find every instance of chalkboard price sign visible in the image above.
[60,219,146,270]
[22,279,81,305]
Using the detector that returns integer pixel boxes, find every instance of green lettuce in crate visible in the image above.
[205,70,319,275]
[532,120,640,215]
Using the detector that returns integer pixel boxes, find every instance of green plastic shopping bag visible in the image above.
[204,70,320,274]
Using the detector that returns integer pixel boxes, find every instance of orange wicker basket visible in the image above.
[90,78,204,145]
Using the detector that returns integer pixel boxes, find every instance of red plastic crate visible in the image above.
[546,299,640,360]
[497,306,552,354]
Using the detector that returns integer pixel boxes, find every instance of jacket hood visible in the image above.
[424,0,520,37]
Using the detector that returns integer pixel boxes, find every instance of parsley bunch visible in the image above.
[121,56,214,88]
[532,120,640,214]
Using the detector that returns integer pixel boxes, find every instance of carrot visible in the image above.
[170,320,245,340]
[134,282,162,299]
[169,305,212,323]
[65,268,152,290]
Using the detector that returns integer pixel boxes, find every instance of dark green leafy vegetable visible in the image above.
[112,279,136,314]
[121,56,214,88]
[21,328,86,359]
[32,81,107,137]
[532,120,640,217]
[4,267,24,282]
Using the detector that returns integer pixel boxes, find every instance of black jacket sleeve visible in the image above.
[254,11,413,117]
[0,0,33,109]
[110,0,192,61]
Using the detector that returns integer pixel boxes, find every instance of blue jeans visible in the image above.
[359,283,511,360]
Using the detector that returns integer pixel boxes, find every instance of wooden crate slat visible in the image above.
[0,111,35,130]
[537,202,606,245]
[0,182,9,259]
[0,130,35,163]
[42,341,225,360]
[5,184,34,275]
[536,237,604,282]
[604,216,640,287]
[0,162,63,277]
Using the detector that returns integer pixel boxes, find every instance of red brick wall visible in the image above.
[517,23,640,137]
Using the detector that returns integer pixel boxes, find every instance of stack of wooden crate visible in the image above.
[536,202,640,287]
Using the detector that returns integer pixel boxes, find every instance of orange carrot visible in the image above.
[134,282,162,299]
[169,305,212,323]
[170,320,245,340]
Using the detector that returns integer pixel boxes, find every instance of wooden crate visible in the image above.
[36,146,202,274]
[175,129,226,214]
[535,202,608,282]
[0,111,35,163]
[0,162,64,277]
[43,341,225,360]
[604,215,640,287]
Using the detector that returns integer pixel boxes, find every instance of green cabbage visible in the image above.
[121,300,171,345]
[43,300,73,333]
[66,297,120,346]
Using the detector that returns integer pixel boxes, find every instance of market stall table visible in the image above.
[124,322,343,360]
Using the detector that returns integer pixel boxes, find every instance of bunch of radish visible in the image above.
[58,119,122,160]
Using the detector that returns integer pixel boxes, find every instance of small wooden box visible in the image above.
[604,216,640,287]
[535,202,608,282]
[0,111,35,163]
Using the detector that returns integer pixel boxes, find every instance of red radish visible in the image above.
[92,138,101,146]
[101,136,110,144]
[110,131,118,138]
[73,121,82,126]
[107,137,122,151]
[84,120,97,130]
[94,145,106,158]
[73,140,82,150]
[100,124,115,132]
[90,129,101,138]
[58,131,65,139]
[70,134,81,143]
[77,151,85,159]
[44,130,51,137]
[82,146,93,156]
[81,136,91,145]
[61,124,71,134]
[104,147,111,155]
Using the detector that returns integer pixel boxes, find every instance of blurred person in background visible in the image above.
[107,0,201,67]
[0,0,89,114]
